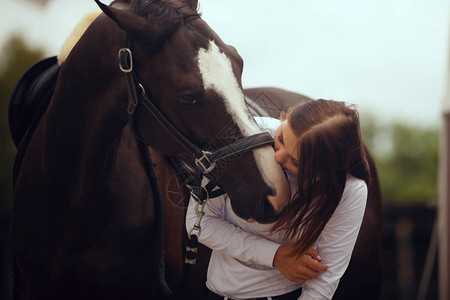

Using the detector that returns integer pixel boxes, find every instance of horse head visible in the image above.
[91,0,289,223]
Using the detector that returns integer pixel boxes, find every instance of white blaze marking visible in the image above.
[197,41,260,136]
[197,41,286,198]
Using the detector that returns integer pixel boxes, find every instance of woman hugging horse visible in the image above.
[187,99,371,299]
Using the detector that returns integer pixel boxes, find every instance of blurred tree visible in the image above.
[360,112,379,152]
[361,116,439,205]
[0,35,44,212]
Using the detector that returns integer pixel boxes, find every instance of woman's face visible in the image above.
[273,120,300,174]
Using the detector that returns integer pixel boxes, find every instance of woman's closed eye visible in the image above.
[279,130,298,166]
[278,132,284,145]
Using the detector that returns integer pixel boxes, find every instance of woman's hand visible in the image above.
[273,245,328,283]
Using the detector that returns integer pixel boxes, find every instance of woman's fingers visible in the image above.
[305,256,328,272]
[305,247,322,261]
[273,245,328,283]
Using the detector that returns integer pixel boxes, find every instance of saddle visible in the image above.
[9,56,60,185]
[9,56,60,149]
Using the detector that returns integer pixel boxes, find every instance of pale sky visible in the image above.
[1,0,449,127]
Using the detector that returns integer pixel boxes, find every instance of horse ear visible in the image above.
[94,0,182,50]
[94,0,148,38]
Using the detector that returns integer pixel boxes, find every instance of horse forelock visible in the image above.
[125,0,200,49]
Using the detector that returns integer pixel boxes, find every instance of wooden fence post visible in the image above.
[440,29,450,298]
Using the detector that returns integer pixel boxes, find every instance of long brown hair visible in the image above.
[272,99,371,256]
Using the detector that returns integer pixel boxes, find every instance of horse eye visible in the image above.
[179,95,197,105]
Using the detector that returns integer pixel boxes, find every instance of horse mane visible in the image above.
[57,10,102,65]
[58,0,199,64]
[114,0,199,18]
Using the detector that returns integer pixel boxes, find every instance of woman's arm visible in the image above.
[273,246,328,283]
[185,116,283,267]
[298,177,368,299]
[185,182,327,281]
[186,191,280,267]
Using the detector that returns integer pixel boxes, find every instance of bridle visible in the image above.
[118,40,274,187]
[118,37,274,215]
[117,36,274,293]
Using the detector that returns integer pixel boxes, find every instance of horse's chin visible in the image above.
[253,197,286,224]
[229,195,285,224]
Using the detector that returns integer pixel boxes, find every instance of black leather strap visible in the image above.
[119,43,275,172]
[118,37,277,291]
[208,132,274,163]
[139,92,204,157]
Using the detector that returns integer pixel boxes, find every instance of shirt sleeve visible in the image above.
[185,179,280,268]
[299,177,368,300]
[253,116,281,137]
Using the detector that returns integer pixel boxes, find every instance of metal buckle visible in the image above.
[118,48,133,73]
[188,202,206,237]
[195,151,216,174]
[138,83,146,95]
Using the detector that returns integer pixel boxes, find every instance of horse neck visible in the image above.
[42,17,130,182]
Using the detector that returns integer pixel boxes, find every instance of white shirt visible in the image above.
[185,117,368,300]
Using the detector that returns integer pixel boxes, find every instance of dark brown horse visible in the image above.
[244,87,383,300]
[9,1,290,299]
[9,1,382,298]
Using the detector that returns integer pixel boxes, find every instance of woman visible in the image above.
[186,99,370,300]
